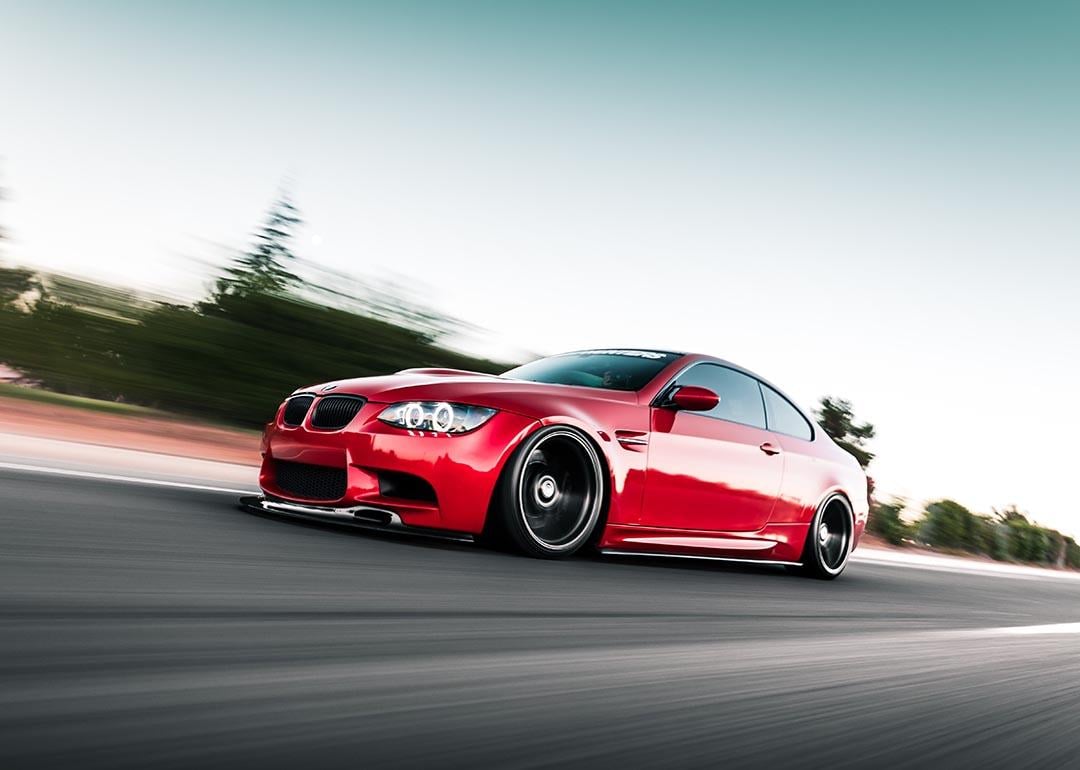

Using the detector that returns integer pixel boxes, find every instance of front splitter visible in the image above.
[239,495,475,543]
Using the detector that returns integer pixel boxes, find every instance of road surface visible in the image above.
[2,466,1079,769]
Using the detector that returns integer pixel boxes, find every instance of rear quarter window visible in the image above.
[762,384,813,440]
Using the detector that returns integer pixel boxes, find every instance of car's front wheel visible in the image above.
[494,426,605,558]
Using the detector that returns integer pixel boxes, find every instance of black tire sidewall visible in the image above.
[802,495,853,580]
[497,425,604,559]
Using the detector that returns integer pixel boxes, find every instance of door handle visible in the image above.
[759,442,781,456]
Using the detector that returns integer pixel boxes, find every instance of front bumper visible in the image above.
[258,399,539,535]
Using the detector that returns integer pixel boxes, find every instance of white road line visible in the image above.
[0,461,253,495]
[977,622,1080,636]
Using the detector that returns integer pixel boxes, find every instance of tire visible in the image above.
[494,426,605,558]
[792,494,854,580]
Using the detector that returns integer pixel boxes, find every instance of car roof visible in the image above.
[559,348,685,357]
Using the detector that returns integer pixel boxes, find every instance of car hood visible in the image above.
[297,368,639,418]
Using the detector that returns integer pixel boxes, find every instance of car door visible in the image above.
[638,363,783,532]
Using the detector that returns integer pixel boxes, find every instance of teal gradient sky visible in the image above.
[2,1,1078,532]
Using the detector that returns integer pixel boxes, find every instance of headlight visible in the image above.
[377,402,497,434]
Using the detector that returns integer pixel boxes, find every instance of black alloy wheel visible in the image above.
[791,494,853,580]
[495,426,605,558]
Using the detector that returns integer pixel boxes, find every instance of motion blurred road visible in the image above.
[3,466,1079,769]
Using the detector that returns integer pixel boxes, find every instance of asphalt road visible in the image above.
[3,468,1079,769]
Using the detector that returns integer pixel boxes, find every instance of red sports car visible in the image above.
[242,349,868,579]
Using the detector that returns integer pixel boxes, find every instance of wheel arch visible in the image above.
[481,418,614,545]
[791,488,857,559]
[537,418,615,539]
[811,490,857,558]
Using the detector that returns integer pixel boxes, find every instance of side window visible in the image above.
[674,364,766,429]
[761,384,813,440]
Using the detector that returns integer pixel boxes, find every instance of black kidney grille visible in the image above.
[310,395,366,430]
[282,395,314,427]
[274,460,347,501]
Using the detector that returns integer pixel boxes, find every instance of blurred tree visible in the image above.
[211,190,302,302]
[0,173,42,308]
[912,499,1071,566]
[986,520,1011,561]
[815,396,875,468]
[1051,531,1067,568]
[867,497,908,545]
[1065,537,1080,570]
[993,504,1029,524]
[294,260,461,343]
[993,505,1059,564]
[0,265,39,307]
[918,499,977,551]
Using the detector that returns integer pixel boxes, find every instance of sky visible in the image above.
[1,1,1078,533]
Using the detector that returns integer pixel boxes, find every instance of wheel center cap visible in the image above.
[536,475,558,506]
[819,523,830,544]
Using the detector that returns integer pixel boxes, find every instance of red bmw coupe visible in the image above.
[242,349,868,578]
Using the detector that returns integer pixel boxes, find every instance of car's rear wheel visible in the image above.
[495,426,605,558]
[791,494,853,579]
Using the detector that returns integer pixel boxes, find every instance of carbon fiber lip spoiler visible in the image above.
[238,495,475,543]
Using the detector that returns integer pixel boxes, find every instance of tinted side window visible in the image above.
[674,364,766,429]
[762,384,813,440]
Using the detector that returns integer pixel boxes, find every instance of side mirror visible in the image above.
[669,385,720,412]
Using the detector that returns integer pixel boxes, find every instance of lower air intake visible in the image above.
[274,460,347,501]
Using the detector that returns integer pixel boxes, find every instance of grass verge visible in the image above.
[0,383,164,417]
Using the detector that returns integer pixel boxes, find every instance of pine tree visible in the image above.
[214,190,303,300]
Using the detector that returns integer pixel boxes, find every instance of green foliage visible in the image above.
[867,497,909,545]
[0,264,37,305]
[0,382,160,416]
[983,520,1011,561]
[1065,538,1080,570]
[913,499,1072,568]
[1003,519,1056,564]
[918,499,976,550]
[815,396,875,468]
[0,289,504,427]
[994,504,1028,523]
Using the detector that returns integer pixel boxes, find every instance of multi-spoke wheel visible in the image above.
[792,494,853,579]
[494,426,605,558]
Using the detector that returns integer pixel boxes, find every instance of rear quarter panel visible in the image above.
[769,430,869,545]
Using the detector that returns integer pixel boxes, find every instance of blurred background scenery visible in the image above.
[1,0,1078,568]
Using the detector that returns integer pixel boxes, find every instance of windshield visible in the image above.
[502,350,681,392]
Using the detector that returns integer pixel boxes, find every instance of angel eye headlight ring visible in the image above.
[378,402,497,435]
[403,402,426,429]
[431,403,455,433]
